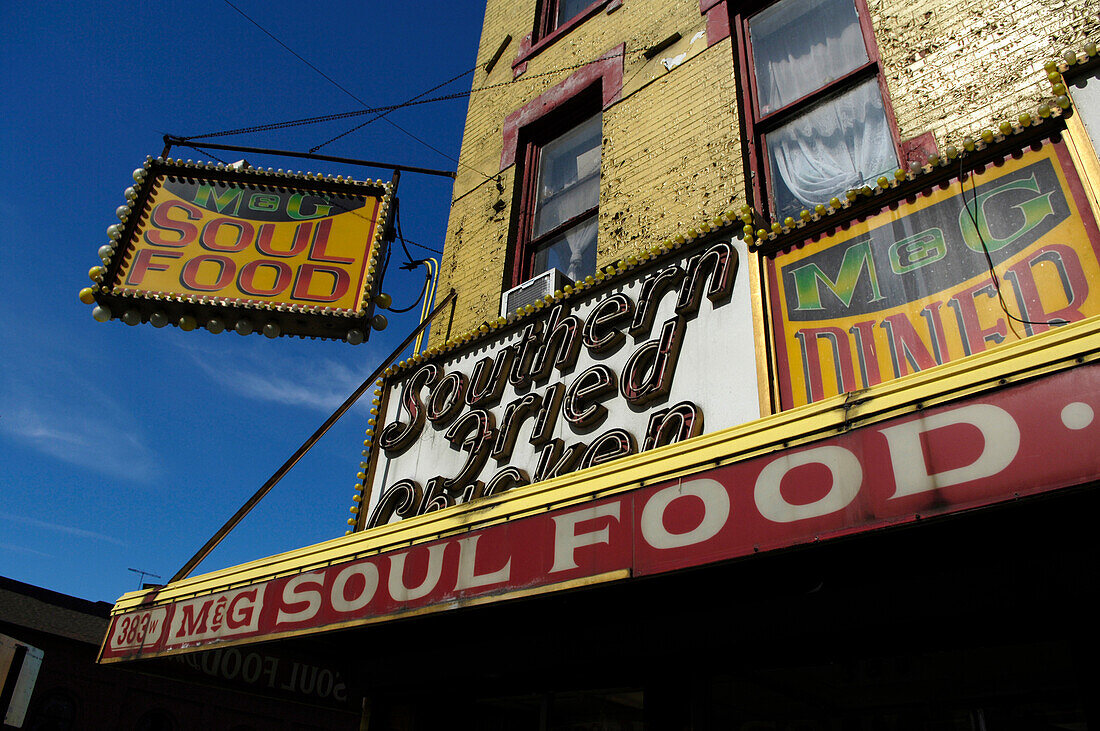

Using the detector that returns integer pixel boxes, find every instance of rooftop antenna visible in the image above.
[128,567,162,590]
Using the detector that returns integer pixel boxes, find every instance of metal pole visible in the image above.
[161,136,456,179]
[168,289,457,584]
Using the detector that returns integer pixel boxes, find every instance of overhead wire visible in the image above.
[958,154,1062,336]
[191,7,633,264]
[309,66,480,153]
[182,144,229,165]
[217,0,495,181]
[401,237,444,256]
[179,53,629,144]
[221,0,371,111]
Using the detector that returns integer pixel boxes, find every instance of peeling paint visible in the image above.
[662,52,688,71]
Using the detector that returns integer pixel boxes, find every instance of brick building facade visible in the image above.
[433,0,1098,341]
[103,1,1100,728]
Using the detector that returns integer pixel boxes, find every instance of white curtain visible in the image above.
[533,171,599,236]
[531,112,600,280]
[750,0,896,213]
[769,79,896,210]
[534,116,601,237]
[535,217,597,282]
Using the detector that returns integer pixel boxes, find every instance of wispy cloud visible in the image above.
[0,511,127,546]
[0,406,159,483]
[181,343,374,413]
[0,542,54,558]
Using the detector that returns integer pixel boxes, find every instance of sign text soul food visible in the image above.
[117,178,380,312]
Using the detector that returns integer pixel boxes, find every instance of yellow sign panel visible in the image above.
[766,141,1100,408]
[113,172,384,313]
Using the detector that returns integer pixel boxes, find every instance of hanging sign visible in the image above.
[99,362,1100,661]
[766,140,1100,408]
[360,235,762,527]
[85,158,392,342]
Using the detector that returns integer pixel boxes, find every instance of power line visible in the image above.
[222,0,371,108]
[218,0,493,180]
[181,144,229,164]
[178,53,630,147]
[310,65,479,153]
[403,237,444,256]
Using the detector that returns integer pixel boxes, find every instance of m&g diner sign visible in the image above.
[88,158,392,341]
[359,237,761,527]
[767,140,1100,407]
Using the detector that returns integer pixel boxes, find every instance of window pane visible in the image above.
[764,77,897,219]
[533,113,601,237]
[533,216,597,282]
[556,0,593,29]
[1070,67,1100,152]
[749,0,868,115]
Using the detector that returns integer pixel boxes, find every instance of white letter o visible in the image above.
[754,445,862,523]
[641,479,730,549]
[330,563,379,613]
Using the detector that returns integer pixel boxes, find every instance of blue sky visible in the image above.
[0,2,484,602]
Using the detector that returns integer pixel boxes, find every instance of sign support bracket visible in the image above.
[161,136,457,180]
[167,288,457,586]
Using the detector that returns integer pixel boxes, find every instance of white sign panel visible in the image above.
[365,236,761,526]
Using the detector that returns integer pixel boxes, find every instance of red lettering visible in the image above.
[145,201,201,247]
[226,589,258,629]
[292,263,350,303]
[256,222,312,258]
[1004,244,1090,335]
[181,254,236,291]
[126,249,182,286]
[880,312,938,378]
[307,219,354,263]
[848,320,883,389]
[238,260,293,297]
[793,326,856,403]
[175,601,212,638]
[200,218,254,253]
[947,280,1007,356]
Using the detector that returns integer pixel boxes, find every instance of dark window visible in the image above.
[737,0,900,221]
[514,111,601,285]
[537,0,602,41]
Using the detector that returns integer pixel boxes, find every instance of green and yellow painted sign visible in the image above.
[767,141,1100,407]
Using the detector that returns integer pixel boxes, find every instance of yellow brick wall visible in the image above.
[872,0,1098,149]
[433,0,744,342]
[431,0,1099,343]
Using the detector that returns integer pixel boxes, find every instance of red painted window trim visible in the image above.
[513,0,613,75]
[502,48,623,288]
[501,45,624,171]
[700,0,730,47]
[734,0,902,221]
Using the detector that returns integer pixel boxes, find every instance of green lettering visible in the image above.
[192,184,244,215]
[248,193,281,212]
[889,228,947,274]
[959,174,1055,253]
[790,239,885,311]
[287,193,333,220]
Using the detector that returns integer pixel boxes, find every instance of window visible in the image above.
[738,0,900,221]
[501,50,621,286]
[530,0,609,48]
[515,111,601,285]
[539,0,596,37]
